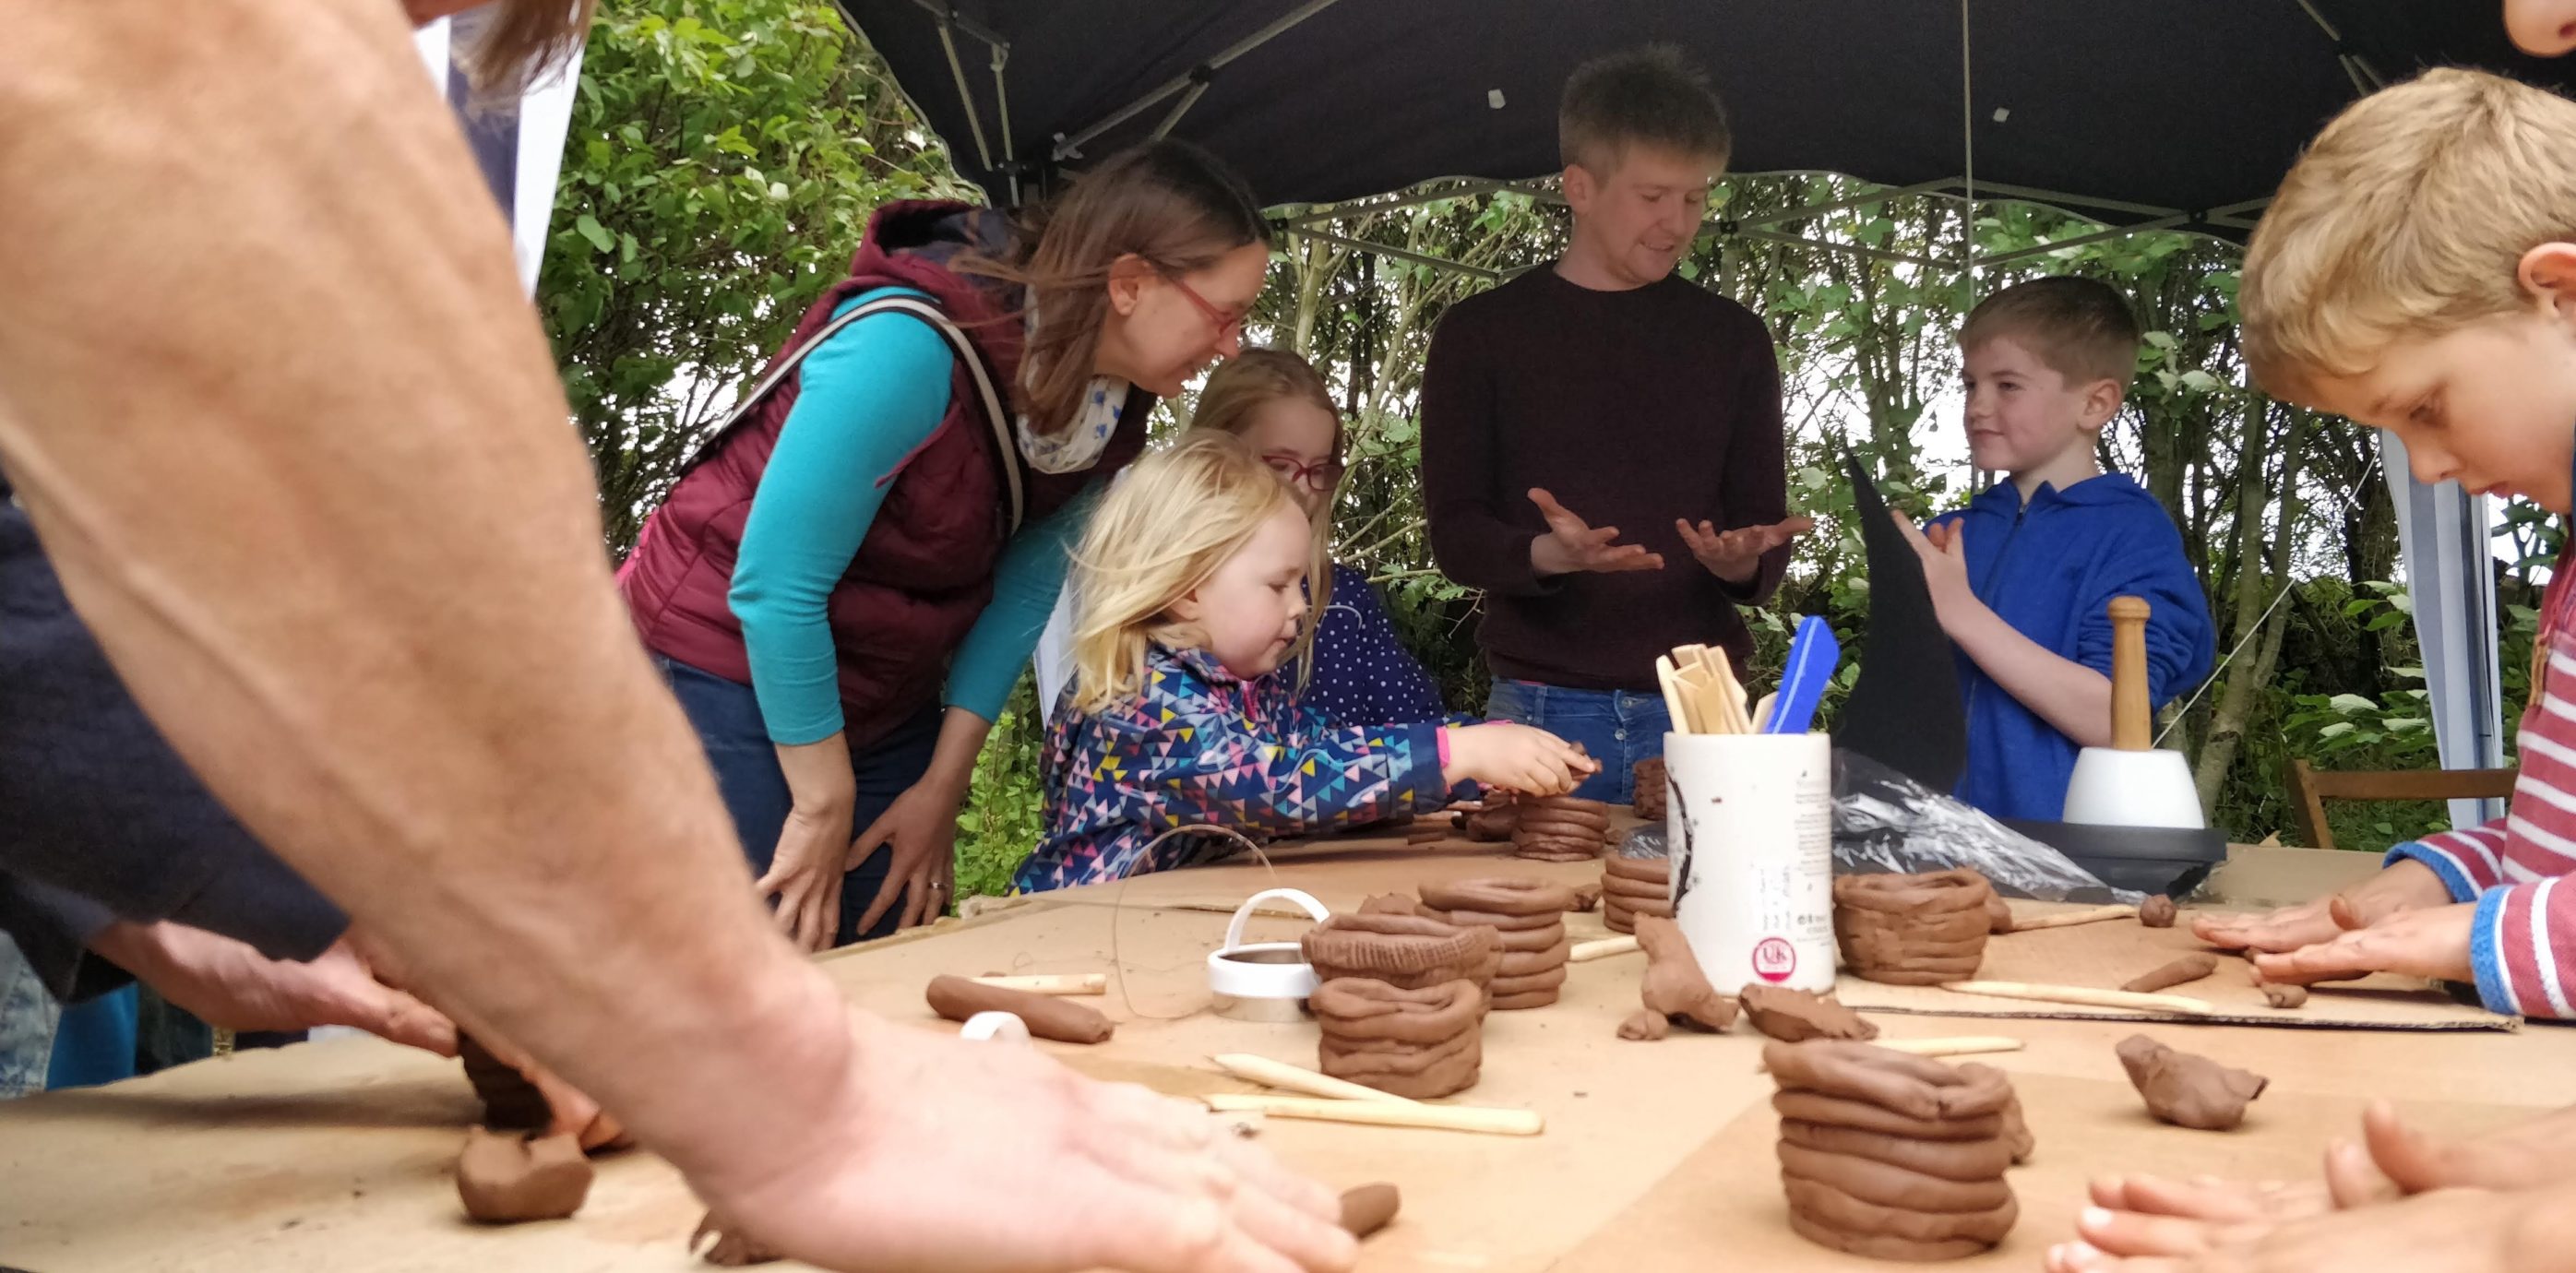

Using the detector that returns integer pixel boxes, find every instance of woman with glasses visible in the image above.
[619,140,1267,949]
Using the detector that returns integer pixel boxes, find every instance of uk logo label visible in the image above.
[1752,936,1797,982]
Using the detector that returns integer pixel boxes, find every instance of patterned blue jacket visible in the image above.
[1017,642,1451,892]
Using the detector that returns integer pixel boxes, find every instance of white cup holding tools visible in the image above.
[1664,732,1836,993]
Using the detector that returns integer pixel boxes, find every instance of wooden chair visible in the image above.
[2284,758,2519,851]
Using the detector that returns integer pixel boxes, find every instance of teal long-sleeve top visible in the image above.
[728,287,1098,745]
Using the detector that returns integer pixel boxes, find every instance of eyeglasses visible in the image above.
[1161,270,1249,341]
[1261,452,1346,494]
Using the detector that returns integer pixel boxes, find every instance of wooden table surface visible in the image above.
[3,832,2564,1272]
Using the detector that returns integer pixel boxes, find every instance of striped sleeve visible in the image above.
[2387,821,2510,899]
[2462,635,2576,1017]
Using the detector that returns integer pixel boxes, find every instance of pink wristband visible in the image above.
[1437,725,1456,767]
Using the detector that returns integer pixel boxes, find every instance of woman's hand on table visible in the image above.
[761,734,863,952]
[698,1012,1357,1273]
[2192,858,2451,954]
[846,776,964,934]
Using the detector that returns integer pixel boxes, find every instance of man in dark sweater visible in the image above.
[1422,46,1808,803]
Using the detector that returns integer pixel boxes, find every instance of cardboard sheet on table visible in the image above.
[1550,1069,2532,1273]
[1833,900,2516,1032]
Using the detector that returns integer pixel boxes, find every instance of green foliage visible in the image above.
[954,676,1048,898]
[541,0,973,553]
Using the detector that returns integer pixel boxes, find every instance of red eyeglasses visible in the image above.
[1261,452,1346,494]
[1162,270,1249,341]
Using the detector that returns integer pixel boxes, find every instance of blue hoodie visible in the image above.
[1929,473,2214,822]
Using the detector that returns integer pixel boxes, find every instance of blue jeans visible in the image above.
[657,657,941,947]
[1484,680,1670,804]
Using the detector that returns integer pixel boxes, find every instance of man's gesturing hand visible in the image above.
[1677,515,1814,587]
[1528,488,1664,577]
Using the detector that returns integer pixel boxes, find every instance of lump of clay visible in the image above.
[1765,1041,2020,1261]
[691,1212,781,1267]
[1617,1008,1671,1041]
[1600,845,1673,936]
[1985,892,2014,935]
[1454,795,1519,842]
[1632,756,1668,822]
[1832,870,1994,986]
[1339,1183,1401,1238]
[457,1127,591,1223]
[1512,794,1612,863]
[2116,1034,2267,1131]
[1633,915,1737,1032]
[1998,1091,2034,1164]
[2138,894,2178,928]
[2119,953,2218,994]
[2260,982,2308,1009]
[1418,877,1578,1009]
[1741,983,1880,1043]
[459,1034,552,1132]
[1571,882,1603,913]
[925,975,1115,1044]
[1303,912,1498,991]
[1311,977,1485,1098]
[1358,893,1425,918]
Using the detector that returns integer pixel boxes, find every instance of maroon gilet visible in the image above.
[617,201,1152,746]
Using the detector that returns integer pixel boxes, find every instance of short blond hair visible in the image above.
[2243,68,2576,398]
[1961,277,2141,387]
[1067,433,1313,713]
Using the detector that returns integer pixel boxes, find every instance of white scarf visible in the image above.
[1014,308,1130,474]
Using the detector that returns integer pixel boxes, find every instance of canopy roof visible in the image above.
[838,1,2571,237]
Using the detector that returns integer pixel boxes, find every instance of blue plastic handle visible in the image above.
[1765,615,1840,734]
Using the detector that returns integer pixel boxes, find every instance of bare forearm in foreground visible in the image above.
[0,0,841,1197]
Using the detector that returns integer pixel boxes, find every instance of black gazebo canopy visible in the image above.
[838,1,2572,240]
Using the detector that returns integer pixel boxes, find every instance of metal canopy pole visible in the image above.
[1979,214,2192,264]
[1282,225,1503,282]
[935,18,994,173]
[1052,0,1348,160]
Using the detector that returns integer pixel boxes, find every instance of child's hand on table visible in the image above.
[2245,901,2476,985]
[1444,722,1596,796]
[2193,858,2452,953]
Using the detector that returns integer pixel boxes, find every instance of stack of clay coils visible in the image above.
[1309,977,1486,1098]
[1600,846,1673,935]
[1631,756,1668,823]
[1511,794,1612,862]
[1416,877,1578,1010]
[1302,911,1499,991]
[1766,1040,2021,1261]
[1301,912,1497,1097]
[1831,869,1996,985]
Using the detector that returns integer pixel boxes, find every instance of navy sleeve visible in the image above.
[1299,563,1448,727]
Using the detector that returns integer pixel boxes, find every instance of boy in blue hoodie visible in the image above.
[1898,277,2215,822]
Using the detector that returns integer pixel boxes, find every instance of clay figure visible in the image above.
[459,1033,551,1131]
[1617,1008,1671,1041]
[1303,912,1498,990]
[1764,1041,2021,1261]
[1571,882,1603,913]
[1998,1091,2034,1164]
[2138,894,2178,928]
[457,1127,592,1223]
[691,1212,782,1267]
[2260,982,2308,1009]
[1833,870,1995,986]
[924,974,1114,1044]
[2118,953,2218,994]
[1339,1183,1402,1237]
[2116,1034,2267,1131]
[1634,915,1738,1031]
[1741,983,1881,1042]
